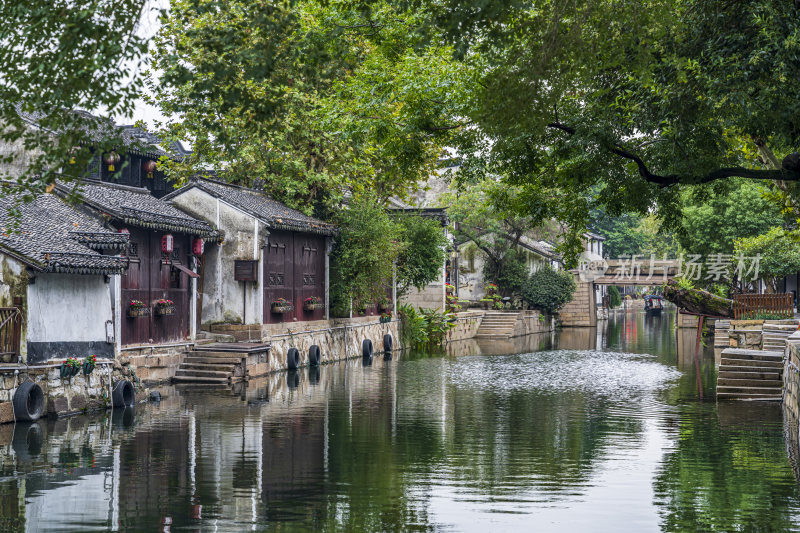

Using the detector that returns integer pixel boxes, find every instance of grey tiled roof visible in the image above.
[164,178,336,236]
[56,180,218,238]
[0,189,128,274]
[17,107,183,159]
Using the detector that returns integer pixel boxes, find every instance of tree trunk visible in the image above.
[662,279,733,317]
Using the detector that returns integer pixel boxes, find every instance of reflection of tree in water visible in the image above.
[438,387,646,495]
[653,403,800,532]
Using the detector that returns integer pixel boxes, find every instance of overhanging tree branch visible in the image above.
[547,122,800,187]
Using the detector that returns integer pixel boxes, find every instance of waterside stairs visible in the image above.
[716,348,783,401]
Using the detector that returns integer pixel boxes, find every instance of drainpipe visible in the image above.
[392,260,397,316]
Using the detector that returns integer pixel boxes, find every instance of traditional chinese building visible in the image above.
[0,187,128,364]
[53,179,217,351]
[163,177,336,328]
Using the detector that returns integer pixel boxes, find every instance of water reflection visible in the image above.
[0,311,798,531]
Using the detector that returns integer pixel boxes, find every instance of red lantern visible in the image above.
[118,228,129,234]
[192,237,205,256]
[103,151,120,172]
[142,160,157,179]
[161,234,174,254]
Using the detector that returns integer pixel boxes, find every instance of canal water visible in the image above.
[2,310,800,532]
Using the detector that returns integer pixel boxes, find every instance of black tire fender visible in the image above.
[112,380,135,408]
[383,334,393,352]
[13,382,44,421]
[309,345,321,366]
[362,339,374,358]
[287,347,300,370]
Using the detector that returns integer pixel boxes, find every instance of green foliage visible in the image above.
[482,249,527,298]
[607,286,622,309]
[0,0,153,200]
[395,214,448,298]
[398,304,455,350]
[152,0,466,215]
[734,227,800,292]
[330,197,403,316]
[591,209,681,259]
[521,267,577,314]
[679,180,784,257]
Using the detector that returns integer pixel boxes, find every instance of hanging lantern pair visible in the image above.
[142,159,157,179]
[103,151,120,172]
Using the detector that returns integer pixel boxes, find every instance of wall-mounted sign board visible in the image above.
[234,260,259,282]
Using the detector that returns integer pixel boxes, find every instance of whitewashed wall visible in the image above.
[170,187,265,325]
[26,273,114,362]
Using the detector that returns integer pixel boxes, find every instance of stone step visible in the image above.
[175,368,231,379]
[172,375,230,384]
[717,392,782,401]
[720,358,783,368]
[717,378,783,388]
[717,385,782,395]
[181,361,237,371]
[718,370,780,380]
[721,348,783,360]
[719,364,784,374]
[187,350,248,359]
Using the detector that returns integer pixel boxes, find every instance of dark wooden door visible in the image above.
[121,229,191,345]
[295,234,325,321]
[263,231,294,324]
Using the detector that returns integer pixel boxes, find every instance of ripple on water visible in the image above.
[447,349,682,401]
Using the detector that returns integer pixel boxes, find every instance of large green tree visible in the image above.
[152,0,468,216]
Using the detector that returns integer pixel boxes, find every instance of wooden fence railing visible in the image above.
[732,293,794,320]
[0,307,22,364]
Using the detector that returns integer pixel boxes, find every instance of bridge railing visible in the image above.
[732,293,794,320]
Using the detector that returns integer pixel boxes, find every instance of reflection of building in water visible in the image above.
[555,327,598,351]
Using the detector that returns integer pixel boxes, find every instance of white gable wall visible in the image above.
[169,187,265,325]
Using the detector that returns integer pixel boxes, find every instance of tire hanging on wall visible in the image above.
[13,382,44,421]
[309,345,321,366]
[287,348,300,370]
[112,380,135,408]
[383,334,393,352]
[362,339,374,358]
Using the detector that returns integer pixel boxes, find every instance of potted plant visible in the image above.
[379,311,393,324]
[303,296,323,311]
[128,300,150,318]
[445,283,455,294]
[154,298,175,316]
[377,295,392,312]
[271,297,294,314]
[60,357,81,378]
[82,354,97,375]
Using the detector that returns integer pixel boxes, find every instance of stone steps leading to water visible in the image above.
[475,312,520,338]
[717,348,784,401]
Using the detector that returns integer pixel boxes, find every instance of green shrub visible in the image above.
[482,249,527,297]
[521,267,577,314]
[608,286,622,308]
[398,304,455,350]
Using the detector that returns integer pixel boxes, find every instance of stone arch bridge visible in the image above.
[560,258,681,327]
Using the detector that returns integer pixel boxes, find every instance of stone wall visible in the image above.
[445,311,484,342]
[0,362,145,424]
[559,278,597,327]
[400,281,445,310]
[257,317,400,375]
[118,342,192,385]
[728,320,763,349]
[784,332,800,424]
[514,310,555,336]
